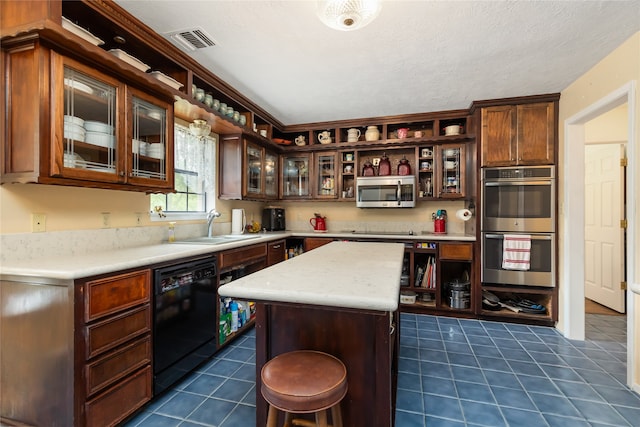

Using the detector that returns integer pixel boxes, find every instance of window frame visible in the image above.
[150,121,216,222]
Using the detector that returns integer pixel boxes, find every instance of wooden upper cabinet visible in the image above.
[516,103,555,165]
[219,135,278,200]
[481,106,516,166]
[481,102,555,167]
[2,41,174,191]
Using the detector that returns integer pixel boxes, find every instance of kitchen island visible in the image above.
[218,241,405,427]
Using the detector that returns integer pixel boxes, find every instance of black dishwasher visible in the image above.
[153,256,217,395]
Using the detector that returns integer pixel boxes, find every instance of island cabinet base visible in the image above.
[255,302,399,427]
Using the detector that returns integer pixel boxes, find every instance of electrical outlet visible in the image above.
[372,157,380,166]
[31,213,46,232]
[135,212,142,226]
[101,212,111,228]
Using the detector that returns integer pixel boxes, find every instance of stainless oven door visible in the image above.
[482,232,555,287]
[482,180,555,232]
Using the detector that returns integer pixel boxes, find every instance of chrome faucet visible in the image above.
[206,209,221,237]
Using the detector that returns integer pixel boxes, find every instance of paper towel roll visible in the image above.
[455,209,472,221]
[231,209,246,234]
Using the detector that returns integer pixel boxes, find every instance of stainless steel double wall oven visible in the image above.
[481,166,556,287]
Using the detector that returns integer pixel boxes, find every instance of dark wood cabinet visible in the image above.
[2,40,174,192]
[75,269,152,427]
[401,242,475,316]
[219,135,278,200]
[481,102,556,166]
[217,243,267,347]
[267,239,286,266]
[304,237,334,252]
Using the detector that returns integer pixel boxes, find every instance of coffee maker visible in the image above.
[262,207,286,231]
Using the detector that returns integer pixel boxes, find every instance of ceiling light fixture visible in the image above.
[189,119,211,139]
[317,0,382,31]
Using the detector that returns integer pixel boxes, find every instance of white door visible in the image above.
[584,143,626,313]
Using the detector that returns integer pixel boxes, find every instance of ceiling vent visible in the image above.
[165,28,216,52]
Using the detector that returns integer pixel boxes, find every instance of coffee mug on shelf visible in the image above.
[421,148,433,157]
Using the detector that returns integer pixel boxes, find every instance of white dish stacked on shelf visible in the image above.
[108,49,150,72]
[61,17,105,46]
[64,115,86,141]
[149,71,183,90]
[146,143,164,159]
[63,151,86,168]
[84,121,115,148]
[63,78,93,95]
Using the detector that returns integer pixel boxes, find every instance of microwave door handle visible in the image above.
[397,180,401,206]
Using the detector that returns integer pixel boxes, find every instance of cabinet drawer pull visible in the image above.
[272,244,281,249]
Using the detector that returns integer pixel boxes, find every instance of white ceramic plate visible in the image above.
[84,121,114,134]
[149,71,183,90]
[108,49,150,72]
[64,152,86,168]
[61,17,105,46]
[85,131,115,148]
[64,129,85,142]
[64,122,86,135]
[64,115,85,126]
[64,78,93,95]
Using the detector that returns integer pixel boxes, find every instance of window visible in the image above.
[150,123,216,220]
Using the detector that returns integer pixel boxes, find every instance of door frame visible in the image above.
[562,81,636,388]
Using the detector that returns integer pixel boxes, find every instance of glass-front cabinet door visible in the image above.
[245,142,263,196]
[128,89,170,186]
[314,151,337,199]
[53,54,173,190]
[438,143,465,198]
[264,151,278,198]
[281,154,310,199]
[59,61,121,182]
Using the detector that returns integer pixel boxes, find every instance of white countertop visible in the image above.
[218,241,405,312]
[0,231,471,282]
[0,234,287,281]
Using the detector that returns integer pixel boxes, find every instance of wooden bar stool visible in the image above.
[261,350,347,427]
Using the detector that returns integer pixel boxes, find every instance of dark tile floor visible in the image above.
[122,313,638,427]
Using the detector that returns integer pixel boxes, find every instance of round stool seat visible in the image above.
[261,350,347,414]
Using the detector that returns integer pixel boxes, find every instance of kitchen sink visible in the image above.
[176,234,261,245]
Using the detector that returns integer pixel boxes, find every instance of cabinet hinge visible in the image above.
[621,157,628,167]
[621,281,627,291]
[620,219,628,229]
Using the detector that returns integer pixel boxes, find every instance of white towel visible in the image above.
[502,234,531,270]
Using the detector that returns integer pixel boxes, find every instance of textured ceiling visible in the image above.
[115,0,640,125]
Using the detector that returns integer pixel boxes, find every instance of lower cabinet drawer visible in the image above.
[219,243,267,269]
[85,304,151,359]
[84,269,151,322]
[439,243,473,260]
[85,335,151,396]
[85,365,152,427]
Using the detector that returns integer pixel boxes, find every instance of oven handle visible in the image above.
[484,181,552,187]
[485,233,553,240]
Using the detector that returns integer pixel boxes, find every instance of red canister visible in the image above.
[434,218,446,233]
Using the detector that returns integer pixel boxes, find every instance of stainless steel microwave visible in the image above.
[356,175,416,208]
